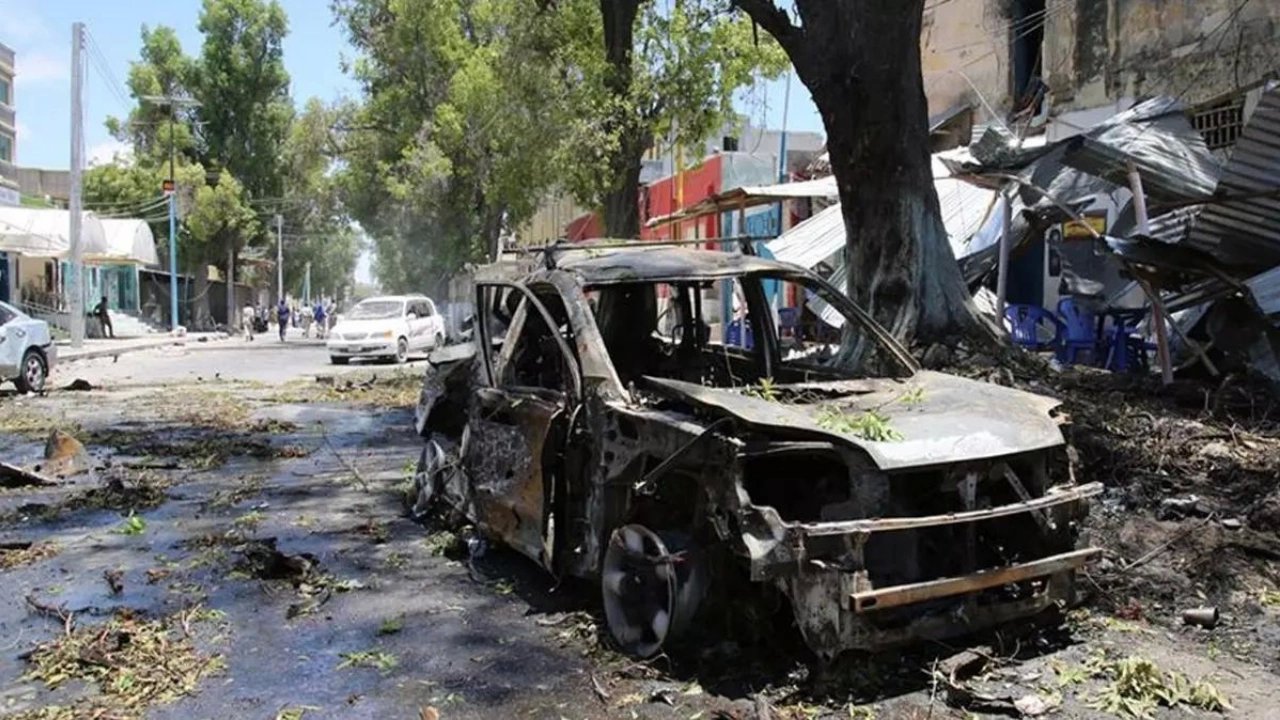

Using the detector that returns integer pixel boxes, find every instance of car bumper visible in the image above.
[327,339,397,357]
[43,343,57,372]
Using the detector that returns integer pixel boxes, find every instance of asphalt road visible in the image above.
[50,337,434,387]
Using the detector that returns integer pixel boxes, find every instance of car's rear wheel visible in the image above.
[15,349,47,394]
[395,337,409,363]
[601,524,707,657]
[330,356,349,365]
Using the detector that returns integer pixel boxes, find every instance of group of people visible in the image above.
[241,299,331,342]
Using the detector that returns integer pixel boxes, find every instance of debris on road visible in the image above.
[0,461,55,488]
[0,541,59,570]
[1181,606,1219,629]
[63,378,94,391]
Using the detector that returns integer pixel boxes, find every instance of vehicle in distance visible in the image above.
[327,295,446,365]
[411,243,1098,660]
[0,300,57,393]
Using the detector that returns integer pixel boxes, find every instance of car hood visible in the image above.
[642,371,1064,471]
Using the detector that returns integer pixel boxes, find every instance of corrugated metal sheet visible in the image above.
[1061,97,1220,203]
[766,203,844,270]
[767,158,1002,272]
[1246,264,1280,317]
[1186,84,1280,271]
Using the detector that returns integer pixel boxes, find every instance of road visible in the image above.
[50,337,434,387]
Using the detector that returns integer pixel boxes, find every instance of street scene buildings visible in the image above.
[2,2,1280,719]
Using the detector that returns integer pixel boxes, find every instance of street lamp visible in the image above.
[140,94,200,331]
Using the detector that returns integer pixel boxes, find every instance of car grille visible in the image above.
[342,332,368,341]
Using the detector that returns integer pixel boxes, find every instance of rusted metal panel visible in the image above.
[796,482,1101,537]
[643,371,1064,471]
[849,548,1100,613]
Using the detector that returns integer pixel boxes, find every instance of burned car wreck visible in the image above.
[412,243,1100,660]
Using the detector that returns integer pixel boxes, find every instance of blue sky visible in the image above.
[3,0,823,171]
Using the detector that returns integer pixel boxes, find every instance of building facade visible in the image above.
[0,41,17,303]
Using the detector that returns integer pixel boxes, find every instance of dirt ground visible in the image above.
[1,367,1278,719]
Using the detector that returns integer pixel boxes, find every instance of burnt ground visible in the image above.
[0,368,1278,719]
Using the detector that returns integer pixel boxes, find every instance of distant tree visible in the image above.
[733,0,988,356]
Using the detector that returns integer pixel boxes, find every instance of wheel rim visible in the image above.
[397,339,408,360]
[24,355,44,391]
[601,524,705,657]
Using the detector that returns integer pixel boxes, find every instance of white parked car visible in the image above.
[0,300,57,393]
[326,295,446,365]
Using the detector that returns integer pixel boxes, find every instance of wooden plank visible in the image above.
[850,548,1100,613]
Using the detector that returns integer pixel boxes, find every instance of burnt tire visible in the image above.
[15,349,47,394]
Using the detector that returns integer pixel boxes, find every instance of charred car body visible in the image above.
[412,243,1099,660]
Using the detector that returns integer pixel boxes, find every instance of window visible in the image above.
[1192,98,1244,150]
[498,287,576,391]
[0,78,9,105]
[0,133,11,162]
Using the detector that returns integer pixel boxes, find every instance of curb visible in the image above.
[57,338,188,363]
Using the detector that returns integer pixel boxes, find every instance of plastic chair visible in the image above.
[776,307,800,339]
[1003,304,1063,352]
[725,319,753,349]
[1056,297,1102,366]
[1103,308,1154,373]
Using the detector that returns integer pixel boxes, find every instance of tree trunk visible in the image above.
[736,0,989,355]
[191,262,214,331]
[226,243,237,329]
[599,0,644,239]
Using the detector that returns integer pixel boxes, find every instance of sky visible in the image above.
[1,0,824,282]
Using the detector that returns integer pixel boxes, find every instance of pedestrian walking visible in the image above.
[276,299,290,342]
[93,296,114,339]
[242,302,256,341]
[313,301,327,340]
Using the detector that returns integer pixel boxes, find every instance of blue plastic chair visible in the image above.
[1056,297,1102,366]
[1103,308,1154,373]
[776,307,800,339]
[725,319,753,349]
[1004,304,1062,352]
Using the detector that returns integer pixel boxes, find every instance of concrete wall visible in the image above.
[15,167,70,204]
[921,0,1012,122]
[1041,0,1280,112]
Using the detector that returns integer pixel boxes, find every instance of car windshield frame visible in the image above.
[347,300,405,320]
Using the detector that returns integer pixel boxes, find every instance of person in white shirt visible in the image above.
[242,303,256,341]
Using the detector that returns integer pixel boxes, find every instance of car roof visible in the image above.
[549,247,806,285]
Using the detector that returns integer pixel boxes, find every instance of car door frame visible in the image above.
[466,280,582,570]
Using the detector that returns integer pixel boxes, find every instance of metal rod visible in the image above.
[275,213,283,301]
[995,185,1014,322]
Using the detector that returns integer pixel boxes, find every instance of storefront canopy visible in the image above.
[97,219,159,266]
[644,175,839,230]
[0,207,110,259]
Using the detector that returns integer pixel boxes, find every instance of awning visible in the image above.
[0,207,110,259]
[96,219,159,266]
[766,157,1004,275]
[645,175,838,229]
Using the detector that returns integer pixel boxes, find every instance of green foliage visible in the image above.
[118,511,148,536]
[337,649,398,673]
[815,406,903,442]
[743,377,780,402]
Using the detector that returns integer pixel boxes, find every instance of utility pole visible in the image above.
[303,262,311,305]
[142,94,198,332]
[67,23,86,348]
[275,214,283,301]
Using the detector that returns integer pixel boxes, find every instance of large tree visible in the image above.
[333,0,568,291]
[733,1,985,353]
[544,0,786,238]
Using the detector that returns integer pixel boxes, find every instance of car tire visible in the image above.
[435,332,445,349]
[330,356,350,365]
[395,337,409,363]
[15,349,47,394]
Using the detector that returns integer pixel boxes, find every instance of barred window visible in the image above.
[1192,98,1244,150]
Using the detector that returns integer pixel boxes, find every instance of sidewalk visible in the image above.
[56,332,229,363]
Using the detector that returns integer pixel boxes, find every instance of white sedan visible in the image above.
[327,295,446,365]
[0,300,57,393]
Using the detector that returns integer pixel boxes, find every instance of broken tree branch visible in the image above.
[318,422,370,492]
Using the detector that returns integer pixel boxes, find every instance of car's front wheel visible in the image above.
[601,524,708,657]
[395,337,409,363]
[15,349,47,394]
[434,332,445,349]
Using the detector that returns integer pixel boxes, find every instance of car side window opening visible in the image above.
[497,287,578,393]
